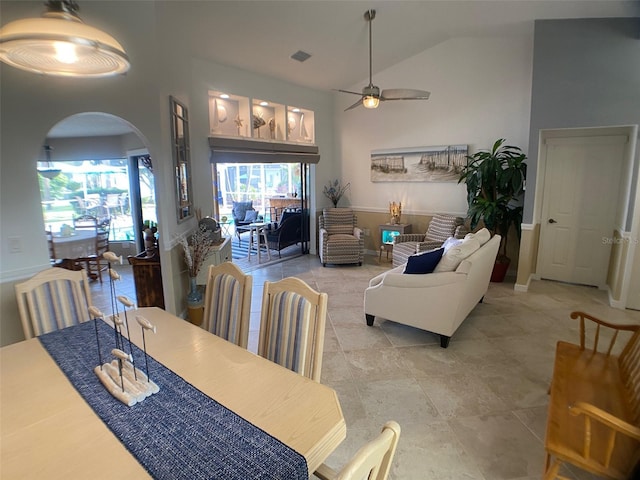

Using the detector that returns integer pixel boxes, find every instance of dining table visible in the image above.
[51,229,97,259]
[0,307,346,479]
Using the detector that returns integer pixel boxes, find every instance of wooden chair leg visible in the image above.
[543,457,561,480]
[96,258,103,284]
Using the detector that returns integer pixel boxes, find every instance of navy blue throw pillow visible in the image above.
[403,247,445,274]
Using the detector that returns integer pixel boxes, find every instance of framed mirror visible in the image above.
[170,96,193,221]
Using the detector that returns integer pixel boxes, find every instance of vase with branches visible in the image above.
[323,179,350,208]
[177,224,215,304]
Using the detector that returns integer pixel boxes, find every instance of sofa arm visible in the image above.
[369,265,405,287]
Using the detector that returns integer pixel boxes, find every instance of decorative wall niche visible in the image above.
[286,106,314,144]
[208,91,315,145]
[209,91,250,138]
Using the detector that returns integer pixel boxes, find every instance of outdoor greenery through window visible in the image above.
[39,159,156,242]
[216,163,302,220]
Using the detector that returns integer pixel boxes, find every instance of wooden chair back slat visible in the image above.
[619,331,640,423]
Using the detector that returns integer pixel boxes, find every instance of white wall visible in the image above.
[0,1,335,345]
[335,36,533,216]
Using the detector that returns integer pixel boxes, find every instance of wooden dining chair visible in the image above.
[45,228,62,267]
[81,229,109,283]
[15,268,93,339]
[73,214,98,231]
[257,277,328,382]
[202,262,252,348]
[314,421,401,480]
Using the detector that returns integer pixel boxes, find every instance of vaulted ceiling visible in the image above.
[18,0,637,138]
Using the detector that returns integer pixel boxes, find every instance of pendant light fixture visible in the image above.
[0,0,130,78]
[38,144,61,179]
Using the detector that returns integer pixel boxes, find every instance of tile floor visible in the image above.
[88,255,640,480]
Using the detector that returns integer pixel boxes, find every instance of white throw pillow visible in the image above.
[434,237,481,272]
[464,228,491,246]
[441,236,463,253]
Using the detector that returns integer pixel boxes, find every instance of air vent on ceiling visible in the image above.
[290,50,311,62]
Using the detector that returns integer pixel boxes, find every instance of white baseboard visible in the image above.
[607,287,626,310]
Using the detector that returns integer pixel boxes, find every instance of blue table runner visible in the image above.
[39,320,308,480]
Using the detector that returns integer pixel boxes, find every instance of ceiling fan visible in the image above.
[337,9,430,111]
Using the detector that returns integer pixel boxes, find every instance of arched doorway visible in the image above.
[39,113,156,254]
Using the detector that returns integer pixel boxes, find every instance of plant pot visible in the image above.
[490,258,511,283]
[188,304,204,326]
[186,277,204,325]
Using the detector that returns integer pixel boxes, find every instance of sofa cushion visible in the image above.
[403,248,444,274]
[434,237,481,273]
[464,227,491,246]
[442,236,463,252]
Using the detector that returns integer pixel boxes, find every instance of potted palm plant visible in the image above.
[459,138,527,282]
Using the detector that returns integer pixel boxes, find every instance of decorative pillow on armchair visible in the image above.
[243,210,258,222]
[403,247,444,274]
[232,201,253,223]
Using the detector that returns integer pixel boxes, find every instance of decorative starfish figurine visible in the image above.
[234,115,244,136]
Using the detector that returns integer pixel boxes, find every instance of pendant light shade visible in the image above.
[0,1,129,78]
[38,144,61,179]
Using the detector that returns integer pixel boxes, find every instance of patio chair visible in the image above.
[232,201,262,245]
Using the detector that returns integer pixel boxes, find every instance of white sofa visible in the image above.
[364,234,500,348]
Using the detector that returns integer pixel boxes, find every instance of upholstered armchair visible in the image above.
[318,208,364,266]
[392,214,467,267]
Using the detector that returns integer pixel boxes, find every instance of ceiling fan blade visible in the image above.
[344,98,363,111]
[335,89,365,96]
[380,89,431,101]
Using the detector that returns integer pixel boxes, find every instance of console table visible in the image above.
[378,223,411,261]
[128,249,164,308]
[196,237,232,285]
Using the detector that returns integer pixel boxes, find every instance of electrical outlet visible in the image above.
[362,228,370,237]
[8,236,22,253]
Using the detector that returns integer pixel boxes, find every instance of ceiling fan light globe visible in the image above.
[363,95,379,109]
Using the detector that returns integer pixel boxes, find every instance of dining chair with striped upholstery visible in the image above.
[202,262,252,348]
[15,268,93,339]
[257,277,328,382]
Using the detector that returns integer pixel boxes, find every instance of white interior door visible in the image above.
[537,135,625,288]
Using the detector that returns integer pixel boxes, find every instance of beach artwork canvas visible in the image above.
[371,145,468,182]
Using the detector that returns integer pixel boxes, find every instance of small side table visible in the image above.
[218,219,234,237]
[378,223,411,262]
[247,222,271,262]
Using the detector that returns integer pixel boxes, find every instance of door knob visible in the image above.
[548,218,557,224]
